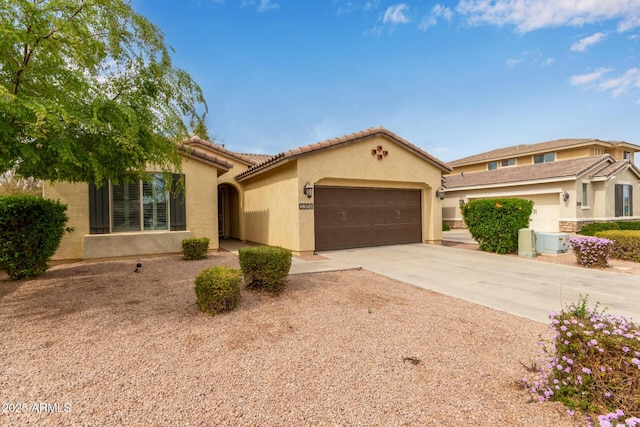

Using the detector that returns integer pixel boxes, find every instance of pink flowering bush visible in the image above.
[570,237,614,268]
[523,296,640,427]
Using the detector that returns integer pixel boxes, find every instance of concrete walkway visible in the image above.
[319,243,640,323]
[220,236,640,324]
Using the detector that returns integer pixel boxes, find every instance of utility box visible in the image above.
[534,232,570,254]
[518,228,536,258]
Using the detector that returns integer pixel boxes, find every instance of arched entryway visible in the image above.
[218,183,241,239]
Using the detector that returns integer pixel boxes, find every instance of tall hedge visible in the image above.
[0,195,69,280]
[460,198,533,254]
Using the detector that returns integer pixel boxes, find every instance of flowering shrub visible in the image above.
[523,296,640,427]
[570,237,614,268]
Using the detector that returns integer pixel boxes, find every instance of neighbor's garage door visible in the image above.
[527,193,560,232]
[314,187,422,251]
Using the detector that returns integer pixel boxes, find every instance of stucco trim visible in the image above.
[82,231,192,260]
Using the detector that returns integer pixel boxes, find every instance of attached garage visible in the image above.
[235,126,452,255]
[314,186,422,251]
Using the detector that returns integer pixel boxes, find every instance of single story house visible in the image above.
[46,127,452,262]
[443,154,640,232]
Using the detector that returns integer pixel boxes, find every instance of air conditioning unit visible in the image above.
[534,232,570,254]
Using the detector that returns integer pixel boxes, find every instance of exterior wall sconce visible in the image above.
[459,198,466,206]
[562,191,569,202]
[304,181,313,199]
[436,187,446,200]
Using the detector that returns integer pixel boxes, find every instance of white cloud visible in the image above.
[571,32,607,52]
[569,67,613,86]
[383,4,410,25]
[506,58,523,68]
[542,57,555,66]
[364,25,384,36]
[598,68,640,96]
[433,4,453,21]
[257,0,278,12]
[419,4,454,31]
[456,0,640,33]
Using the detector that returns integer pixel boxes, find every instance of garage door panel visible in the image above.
[315,187,422,251]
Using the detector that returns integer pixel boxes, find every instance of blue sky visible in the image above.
[131,0,640,162]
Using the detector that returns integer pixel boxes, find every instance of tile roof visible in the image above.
[177,143,233,175]
[235,126,452,181]
[235,153,275,164]
[182,136,259,166]
[449,138,640,167]
[443,154,614,189]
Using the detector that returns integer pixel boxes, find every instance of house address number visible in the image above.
[299,203,314,210]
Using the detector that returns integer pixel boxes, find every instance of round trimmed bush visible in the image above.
[182,237,210,260]
[194,266,242,315]
[238,246,292,292]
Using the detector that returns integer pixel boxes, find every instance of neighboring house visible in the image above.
[449,138,639,175]
[46,127,451,262]
[443,137,640,232]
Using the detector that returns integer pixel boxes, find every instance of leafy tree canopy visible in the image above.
[0,0,209,184]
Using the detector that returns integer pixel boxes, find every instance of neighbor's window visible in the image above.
[487,161,498,170]
[615,184,633,217]
[582,183,588,207]
[501,158,516,167]
[89,174,185,234]
[534,152,555,164]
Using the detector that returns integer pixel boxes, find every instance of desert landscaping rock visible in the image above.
[2,253,580,426]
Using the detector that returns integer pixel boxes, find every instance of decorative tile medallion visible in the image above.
[371,145,389,160]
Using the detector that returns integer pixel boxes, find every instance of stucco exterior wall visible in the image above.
[44,181,89,261]
[44,155,220,262]
[182,157,219,246]
[241,162,299,250]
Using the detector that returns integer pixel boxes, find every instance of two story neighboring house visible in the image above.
[442,138,640,233]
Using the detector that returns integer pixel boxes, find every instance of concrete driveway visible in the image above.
[320,243,640,324]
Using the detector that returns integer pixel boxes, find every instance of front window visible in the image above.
[615,184,633,217]
[501,158,516,167]
[582,183,588,207]
[623,151,631,161]
[89,174,185,235]
[534,152,555,164]
[487,161,498,170]
[143,175,168,230]
[112,174,168,232]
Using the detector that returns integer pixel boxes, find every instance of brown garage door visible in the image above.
[314,186,422,251]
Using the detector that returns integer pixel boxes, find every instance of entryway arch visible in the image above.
[218,183,241,239]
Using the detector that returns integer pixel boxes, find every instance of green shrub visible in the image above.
[579,221,640,236]
[596,230,640,262]
[442,222,451,231]
[182,237,210,260]
[0,195,69,280]
[238,246,292,292]
[460,198,533,254]
[524,296,640,425]
[194,266,242,315]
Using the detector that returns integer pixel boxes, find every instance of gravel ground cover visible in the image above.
[1,251,585,426]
